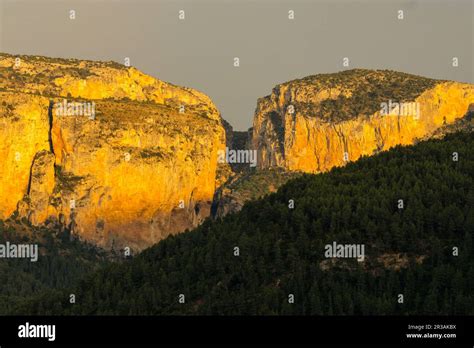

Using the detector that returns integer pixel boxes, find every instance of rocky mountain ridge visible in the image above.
[250,69,474,173]
[0,53,226,251]
[2,56,473,249]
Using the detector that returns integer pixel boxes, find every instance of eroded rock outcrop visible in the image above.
[0,53,226,251]
[251,69,474,173]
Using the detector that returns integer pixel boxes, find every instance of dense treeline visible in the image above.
[0,221,110,314]
[5,132,474,315]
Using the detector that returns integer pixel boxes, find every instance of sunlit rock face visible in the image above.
[0,92,51,221]
[0,53,226,251]
[251,69,474,173]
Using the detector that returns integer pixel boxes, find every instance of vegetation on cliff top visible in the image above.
[0,52,126,71]
[280,69,442,122]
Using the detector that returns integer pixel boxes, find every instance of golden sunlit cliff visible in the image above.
[2,58,474,249]
[251,69,474,173]
[0,53,226,251]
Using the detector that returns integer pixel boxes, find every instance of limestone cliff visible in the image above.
[0,53,226,251]
[251,69,474,172]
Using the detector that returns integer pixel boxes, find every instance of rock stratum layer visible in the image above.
[251,69,474,172]
[0,53,226,251]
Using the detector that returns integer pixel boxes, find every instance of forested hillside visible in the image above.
[0,220,110,314]
[6,131,474,315]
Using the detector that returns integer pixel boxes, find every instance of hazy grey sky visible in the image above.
[1,0,472,130]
